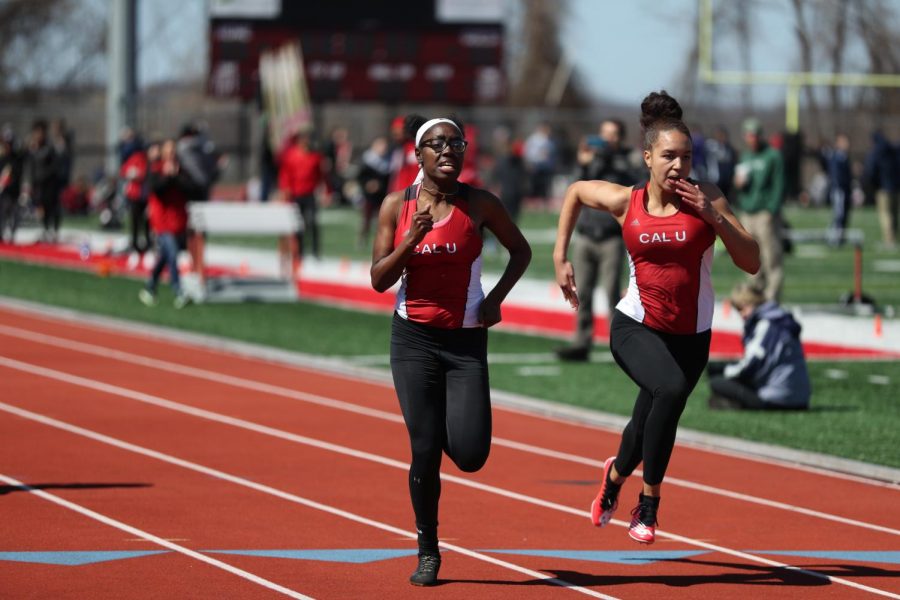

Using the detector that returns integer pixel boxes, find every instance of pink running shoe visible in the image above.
[589,456,620,527]
[628,494,659,544]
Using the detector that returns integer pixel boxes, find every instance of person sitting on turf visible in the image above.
[707,282,811,410]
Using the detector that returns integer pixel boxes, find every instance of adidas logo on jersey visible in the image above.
[630,218,640,226]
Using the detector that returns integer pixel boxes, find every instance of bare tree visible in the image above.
[853,0,900,120]
[824,1,849,115]
[789,0,824,138]
[0,0,106,95]
[507,0,589,108]
[790,0,900,137]
[674,0,756,113]
[729,0,754,111]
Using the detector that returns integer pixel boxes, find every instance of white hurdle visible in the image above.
[182,202,303,303]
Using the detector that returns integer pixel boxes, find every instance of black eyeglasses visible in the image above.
[420,138,468,153]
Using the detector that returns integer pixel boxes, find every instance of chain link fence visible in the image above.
[3,85,899,200]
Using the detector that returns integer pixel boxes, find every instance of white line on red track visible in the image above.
[3,306,898,487]
[0,402,618,600]
[1,323,897,535]
[1,359,898,599]
[0,471,314,600]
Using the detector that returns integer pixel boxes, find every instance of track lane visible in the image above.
[1,396,876,600]
[1,353,898,598]
[0,311,897,533]
[1,308,900,596]
[0,404,617,600]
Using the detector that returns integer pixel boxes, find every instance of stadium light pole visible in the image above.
[106,0,138,174]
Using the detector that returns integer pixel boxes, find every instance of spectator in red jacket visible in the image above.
[139,139,198,309]
[59,175,90,215]
[279,129,324,259]
[388,115,420,193]
[119,136,151,263]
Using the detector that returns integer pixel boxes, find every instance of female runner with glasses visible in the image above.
[371,115,531,586]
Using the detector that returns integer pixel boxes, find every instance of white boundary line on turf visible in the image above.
[345,352,617,365]
[0,472,313,600]
[2,296,897,487]
[0,402,617,600]
[0,363,898,599]
[1,323,899,537]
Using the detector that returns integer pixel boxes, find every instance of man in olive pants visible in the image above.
[734,118,785,302]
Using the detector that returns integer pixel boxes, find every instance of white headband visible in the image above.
[414,118,461,147]
[412,118,463,185]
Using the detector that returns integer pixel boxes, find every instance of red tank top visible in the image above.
[616,184,716,334]
[393,184,484,328]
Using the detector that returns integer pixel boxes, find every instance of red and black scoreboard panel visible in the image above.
[208,0,505,104]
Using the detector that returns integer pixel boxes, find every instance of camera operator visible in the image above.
[557,119,638,362]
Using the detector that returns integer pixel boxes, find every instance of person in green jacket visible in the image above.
[734,118,786,302]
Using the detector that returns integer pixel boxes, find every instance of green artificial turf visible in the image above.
[2,258,897,468]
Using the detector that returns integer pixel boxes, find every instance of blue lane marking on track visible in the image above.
[9,549,894,567]
[747,550,900,564]
[0,551,168,566]
[482,550,709,565]
[205,549,420,563]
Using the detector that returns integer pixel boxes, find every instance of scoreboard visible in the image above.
[208,0,505,104]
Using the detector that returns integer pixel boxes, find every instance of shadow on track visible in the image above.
[0,482,152,496]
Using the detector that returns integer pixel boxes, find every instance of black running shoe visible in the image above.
[409,553,441,586]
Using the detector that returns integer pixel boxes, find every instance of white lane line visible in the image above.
[0,472,313,600]
[1,367,898,599]
[0,324,406,422]
[492,439,900,538]
[1,324,897,531]
[0,402,617,600]
[346,352,617,366]
[516,366,562,377]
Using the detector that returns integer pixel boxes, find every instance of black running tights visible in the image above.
[609,310,710,486]
[390,314,492,539]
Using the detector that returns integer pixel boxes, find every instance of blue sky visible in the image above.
[561,0,787,107]
[562,0,696,105]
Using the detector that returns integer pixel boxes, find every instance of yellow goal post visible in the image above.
[698,0,900,132]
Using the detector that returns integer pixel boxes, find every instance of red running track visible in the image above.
[0,303,898,599]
